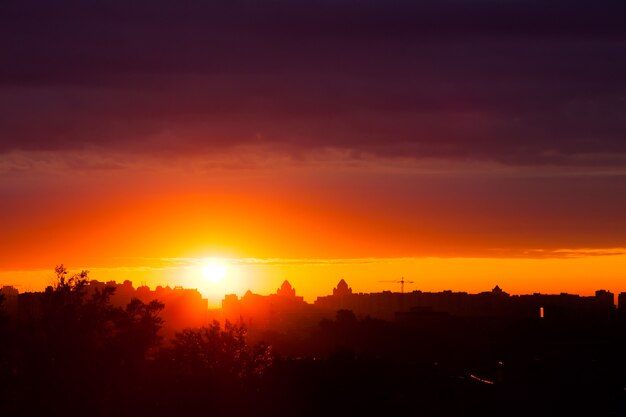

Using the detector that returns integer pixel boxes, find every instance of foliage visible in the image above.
[168,320,273,379]
[117,298,165,360]
[38,265,164,357]
[41,264,89,320]
[5,266,279,416]
[335,309,358,325]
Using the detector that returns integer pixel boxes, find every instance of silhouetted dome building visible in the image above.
[491,285,508,296]
[277,280,296,297]
[223,281,308,331]
[333,279,353,297]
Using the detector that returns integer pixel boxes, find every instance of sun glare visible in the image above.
[201,261,227,283]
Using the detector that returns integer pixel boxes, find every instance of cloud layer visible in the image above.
[1,0,625,167]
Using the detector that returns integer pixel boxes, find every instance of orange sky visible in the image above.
[2,255,626,308]
[1,157,625,307]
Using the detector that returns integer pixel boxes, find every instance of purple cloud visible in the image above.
[1,0,625,167]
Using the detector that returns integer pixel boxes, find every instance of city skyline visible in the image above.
[3,253,626,307]
[2,268,623,308]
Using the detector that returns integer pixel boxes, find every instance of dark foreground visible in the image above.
[1,273,625,416]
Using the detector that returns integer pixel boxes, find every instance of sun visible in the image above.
[202,262,227,283]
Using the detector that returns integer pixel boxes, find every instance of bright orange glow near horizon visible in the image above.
[1,160,625,304]
[3,254,626,308]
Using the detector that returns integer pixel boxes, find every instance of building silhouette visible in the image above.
[2,278,619,335]
[316,280,615,321]
[222,280,316,331]
[1,280,210,337]
[618,292,626,313]
[0,285,19,318]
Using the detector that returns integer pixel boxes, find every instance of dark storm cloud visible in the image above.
[1,0,625,166]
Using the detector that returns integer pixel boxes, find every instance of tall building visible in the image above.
[618,292,626,312]
[0,285,19,318]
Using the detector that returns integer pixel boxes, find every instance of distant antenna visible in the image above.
[379,276,414,293]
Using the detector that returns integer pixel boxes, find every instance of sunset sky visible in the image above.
[1,1,625,306]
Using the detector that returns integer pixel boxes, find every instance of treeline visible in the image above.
[0,266,272,417]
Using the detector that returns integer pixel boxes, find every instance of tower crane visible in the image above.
[379,276,414,293]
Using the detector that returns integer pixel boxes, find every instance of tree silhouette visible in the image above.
[141,320,274,416]
[168,320,272,380]
[8,265,167,416]
[42,265,88,315]
[116,298,164,362]
[37,265,164,360]
[335,309,358,326]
